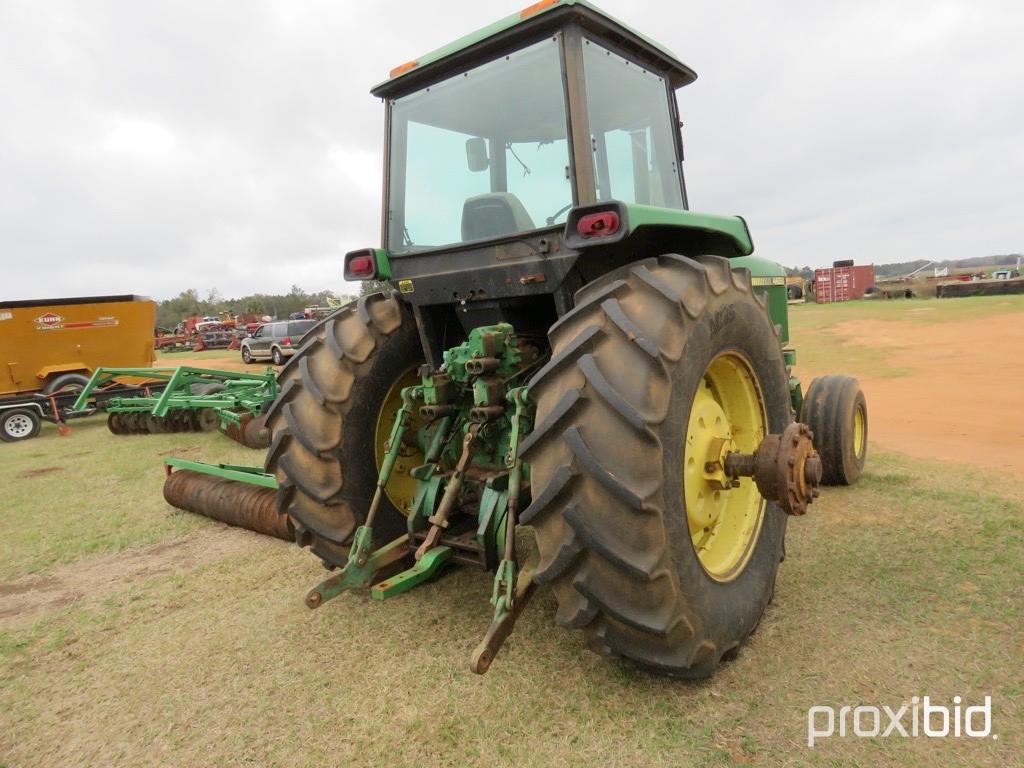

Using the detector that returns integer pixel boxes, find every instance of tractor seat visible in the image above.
[461,193,535,242]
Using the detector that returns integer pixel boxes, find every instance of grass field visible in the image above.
[1,297,1022,767]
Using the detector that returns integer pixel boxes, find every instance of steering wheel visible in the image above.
[545,203,574,226]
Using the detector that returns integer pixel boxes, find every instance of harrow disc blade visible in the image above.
[107,413,124,435]
[196,409,220,432]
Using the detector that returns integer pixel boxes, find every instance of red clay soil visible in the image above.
[804,312,1024,473]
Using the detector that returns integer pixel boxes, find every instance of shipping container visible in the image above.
[814,265,875,303]
[0,295,156,397]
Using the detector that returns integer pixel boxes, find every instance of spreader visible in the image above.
[165,0,868,676]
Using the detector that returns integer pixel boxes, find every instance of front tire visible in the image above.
[241,347,253,364]
[263,294,424,568]
[521,254,791,677]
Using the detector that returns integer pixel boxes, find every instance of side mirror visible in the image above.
[465,137,489,172]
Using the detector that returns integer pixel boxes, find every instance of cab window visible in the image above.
[582,39,684,209]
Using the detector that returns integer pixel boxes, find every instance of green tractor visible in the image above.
[174,0,869,677]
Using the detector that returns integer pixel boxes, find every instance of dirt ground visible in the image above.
[797,305,1024,473]
[155,351,270,373]
[0,527,266,628]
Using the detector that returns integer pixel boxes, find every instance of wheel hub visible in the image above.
[723,422,822,516]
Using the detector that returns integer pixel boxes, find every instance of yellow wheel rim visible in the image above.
[684,353,767,582]
[374,367,425,515]
[853,404,866,458]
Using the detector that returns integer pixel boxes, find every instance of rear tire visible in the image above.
[801,375,867,485]
[42,372,90,395]
[271,347,284,366]
[1,409,42,442]
[521,254,791,678]
[263,294,423,568]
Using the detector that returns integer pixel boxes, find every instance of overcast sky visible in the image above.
[1,0,1021,301]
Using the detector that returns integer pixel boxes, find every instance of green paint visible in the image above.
[732,255,790,344]
[624,204,754,257]
[789,376,804,417]
[373,248,393,280]
[163,458,278,489]
[408,465,445,533]
[371,546,453,600]
[475,477,510,554]
[307,531,411,606]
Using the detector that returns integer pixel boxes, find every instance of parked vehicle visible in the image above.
[239,320,316,365]
[0,294,157,441]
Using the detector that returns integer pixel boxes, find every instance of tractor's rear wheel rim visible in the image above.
[373,366,426,514]
[684,352,767,582]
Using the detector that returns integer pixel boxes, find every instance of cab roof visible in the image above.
[371,0,697,98]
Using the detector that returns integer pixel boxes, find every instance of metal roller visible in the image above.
[219,413,271,449]
[163,469,294,541]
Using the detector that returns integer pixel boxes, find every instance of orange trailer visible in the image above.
[0,294,156,397]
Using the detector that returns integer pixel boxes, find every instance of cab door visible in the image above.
[249,325,270,357]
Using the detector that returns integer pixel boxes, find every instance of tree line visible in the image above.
[155,286,356,329]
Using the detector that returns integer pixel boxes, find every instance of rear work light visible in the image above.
[576,211,620,239]
[344,248,391,281]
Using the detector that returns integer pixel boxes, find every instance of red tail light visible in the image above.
[576,211,620,239]
[344,248,391,281]
[348,254,375,276]
[283,336,292,346]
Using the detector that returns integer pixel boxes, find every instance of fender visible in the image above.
[35,363,92,383]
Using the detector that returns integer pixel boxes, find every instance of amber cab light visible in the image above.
[521,0,559,19]
[576,211,620,239]
[389,60,419,78]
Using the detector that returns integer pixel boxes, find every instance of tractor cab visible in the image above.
[348,0,764,367]
[372,0,693,255]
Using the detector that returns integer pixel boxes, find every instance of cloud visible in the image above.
[0,0,1020,302]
